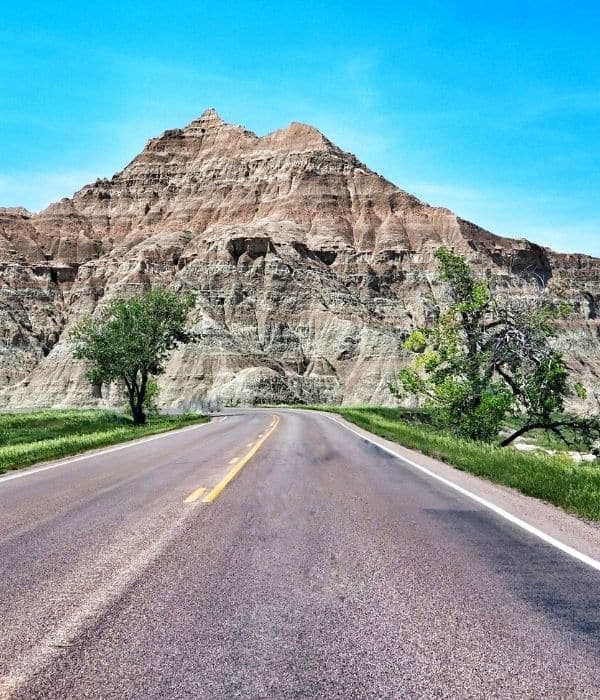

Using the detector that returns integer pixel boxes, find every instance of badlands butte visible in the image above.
[1,108,599,409]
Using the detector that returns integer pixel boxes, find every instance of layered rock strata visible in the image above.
[1,109,598,408]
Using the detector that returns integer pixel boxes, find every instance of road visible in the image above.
[0,408,599,698]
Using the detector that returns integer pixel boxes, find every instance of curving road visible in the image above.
[0,408,599,698]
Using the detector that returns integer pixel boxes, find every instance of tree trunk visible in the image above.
[132,406,146,425]
[127,388,146,425]
[129,370,147,425]
[500,423,542,447]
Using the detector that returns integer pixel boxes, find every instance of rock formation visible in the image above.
[1,108,599,409]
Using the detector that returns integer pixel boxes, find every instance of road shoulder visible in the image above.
[0,416,218,484]
[313,410,600,564]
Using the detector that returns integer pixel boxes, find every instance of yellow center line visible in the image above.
[184,486,207,504]
[199,413,280,504]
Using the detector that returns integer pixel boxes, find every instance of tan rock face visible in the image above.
[1,109,599,409]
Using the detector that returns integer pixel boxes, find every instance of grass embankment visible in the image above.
[0,409,208,475]
[313,406,600,521]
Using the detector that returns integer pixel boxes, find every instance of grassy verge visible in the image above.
[309,405,600,521]
[0,409,209,475]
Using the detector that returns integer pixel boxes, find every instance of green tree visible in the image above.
[392,247,600,447]
[71,288,195,424]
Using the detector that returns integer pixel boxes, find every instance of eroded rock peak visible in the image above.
[0,108,598,411]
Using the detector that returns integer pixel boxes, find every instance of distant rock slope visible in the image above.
[1,109,599,408]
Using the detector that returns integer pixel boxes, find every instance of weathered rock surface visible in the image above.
[1,108,599,409]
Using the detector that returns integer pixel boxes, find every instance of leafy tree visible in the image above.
[71,288,195,424]
[392,247,600,448]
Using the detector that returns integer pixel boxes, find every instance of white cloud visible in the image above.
[402,180,600,258]
[524,222,600,257]
[0,171,99,212]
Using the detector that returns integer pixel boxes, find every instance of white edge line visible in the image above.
[320,412,600,573]
[0,415,226,485]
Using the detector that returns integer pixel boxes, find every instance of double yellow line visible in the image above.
[184,414,280,504]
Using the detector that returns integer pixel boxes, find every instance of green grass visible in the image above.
[0,409,209,475]
[308,405,600,521]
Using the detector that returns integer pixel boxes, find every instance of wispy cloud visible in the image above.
[0,171,98,212]
[402,180,600,257]
[525,221,600,256]
[407,182,491,206]
[518,89,600,121]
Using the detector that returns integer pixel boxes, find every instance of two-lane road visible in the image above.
[1,409,599,698]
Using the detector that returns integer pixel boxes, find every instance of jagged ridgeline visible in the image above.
[1,108,599,408]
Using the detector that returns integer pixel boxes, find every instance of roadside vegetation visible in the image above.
[305,248,600,520]
[312,406,600,521]
[392,247,600,450]
[0,409,208,475]
[0,287,206,475]
[71,287,196,425]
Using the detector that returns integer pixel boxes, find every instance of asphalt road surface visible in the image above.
[1,409,599,699]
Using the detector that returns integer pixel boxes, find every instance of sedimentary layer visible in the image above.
[1,109,598,408]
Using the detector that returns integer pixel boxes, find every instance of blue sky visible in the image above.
[1,1,599,255]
